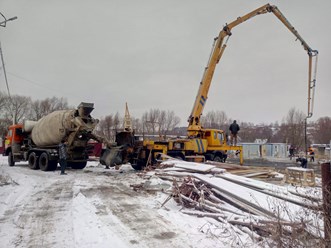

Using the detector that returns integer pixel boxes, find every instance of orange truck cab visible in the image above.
[4,124,26,166]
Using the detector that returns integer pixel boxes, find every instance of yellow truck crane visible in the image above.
[186,3,318,165]
[101,3,318,170]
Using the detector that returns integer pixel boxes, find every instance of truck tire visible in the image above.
[69,161,87,170]
[213,156,223,163]
[131,159,146,170]
[28,152,39,170]
[8,151,15,167]
[168,152,184,160]
[39,152,53,171]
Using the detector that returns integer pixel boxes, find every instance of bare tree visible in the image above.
[142,109,161,135]
[159,110,181,138]
[30,100,43,120]
[3,94,31,124]
[237,121,252,142]
[201,110,228,131]
[132,117,142,133]
[201,111,216,128]
[215,110,228,130]
[96,115,114,141]
[239,122,273,143]
[158,110,167,136]
[0,91,6,112]
[141,112,150,133]
[0,92,9,136]
[273,107,306,150]
[30,97,70,120]
[312,117,331,144]
[113,112,120,133]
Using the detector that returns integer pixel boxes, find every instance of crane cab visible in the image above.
[202,129,227,147]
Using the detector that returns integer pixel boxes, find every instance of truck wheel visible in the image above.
[28,152,39,170]
[213,156,223,163]
[69,162,87,169]
[168,152,184,160]
[8,151,15,167]
[175,155,184,160]
[39,152,51,171]
[131,159,146,170]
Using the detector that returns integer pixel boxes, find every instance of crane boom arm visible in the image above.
[187,3,318,136]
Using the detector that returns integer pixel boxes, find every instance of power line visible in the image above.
[6,71,72,96]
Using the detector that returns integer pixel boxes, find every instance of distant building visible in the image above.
[311,143,330,159]
[240,142,288,159]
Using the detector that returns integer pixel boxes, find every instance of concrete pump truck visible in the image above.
[100,3,318,170]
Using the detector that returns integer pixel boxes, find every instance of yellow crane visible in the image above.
[101,4,318,169]
[188,3,318,136]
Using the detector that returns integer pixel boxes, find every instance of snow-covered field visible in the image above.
[0,156,324,247]
[0,156,241,247]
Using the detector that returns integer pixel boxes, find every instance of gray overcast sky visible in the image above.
[1,0,330,126]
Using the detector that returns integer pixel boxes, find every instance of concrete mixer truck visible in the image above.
[3,102,110,171]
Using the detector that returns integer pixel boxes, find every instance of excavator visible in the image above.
[101,3,318,170]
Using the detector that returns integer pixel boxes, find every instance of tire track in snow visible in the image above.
[79,175,193,248]
[11,178,75,248]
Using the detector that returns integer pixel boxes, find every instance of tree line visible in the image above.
[0,92,71,136]
[1,92,330,151]
[95,109,181,142]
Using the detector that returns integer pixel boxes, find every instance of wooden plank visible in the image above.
[173,161,215,172]
[241,171,273,178]
[206,160,246,170]
[218,173,319,209]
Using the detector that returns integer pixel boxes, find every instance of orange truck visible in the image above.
[3,102,107,171]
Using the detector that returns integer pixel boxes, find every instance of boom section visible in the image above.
[187,3,318,136]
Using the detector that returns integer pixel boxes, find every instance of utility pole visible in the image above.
[0,12,18,98]
[1,12,17,124]
[0,42,11,98]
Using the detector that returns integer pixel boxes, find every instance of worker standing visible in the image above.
[289,145,295,160]
[229,120,240,146]
[308,146,315,162]
[58,139,68,175]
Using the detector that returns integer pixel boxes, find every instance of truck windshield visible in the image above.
[16,128,23,135]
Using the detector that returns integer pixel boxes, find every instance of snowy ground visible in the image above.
[0,156,324,247]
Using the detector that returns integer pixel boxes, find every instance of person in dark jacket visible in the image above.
[289,145,295,160]
[58,139,68,175]
[296,157,308,169]
[229,120,240,146]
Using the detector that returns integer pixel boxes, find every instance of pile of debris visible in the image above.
[148,159,324,246]
[205,161,279,180]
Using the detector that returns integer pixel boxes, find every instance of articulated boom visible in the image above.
[187,3,318,137]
